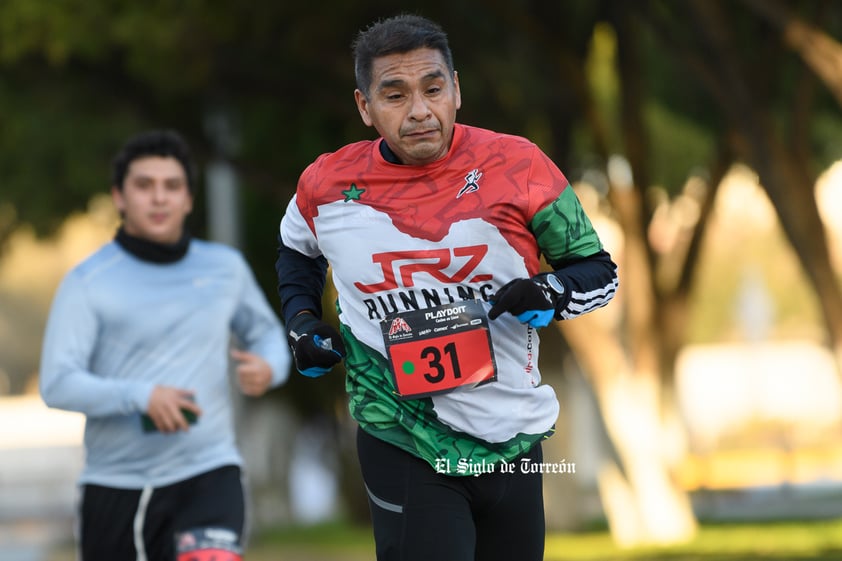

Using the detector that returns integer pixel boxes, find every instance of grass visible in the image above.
[543,519,842,560]
[248,521,375,560]
[242,518,842,561]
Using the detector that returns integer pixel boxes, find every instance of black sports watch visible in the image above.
[534,272,565,311]
[543,273,565,297]
[537,273,566,319]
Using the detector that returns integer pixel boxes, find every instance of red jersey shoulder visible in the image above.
[455,125,537,160]
[294,140,379,223]
[460,124,567,193]
[447,125,541,204]
[299,140,376,194]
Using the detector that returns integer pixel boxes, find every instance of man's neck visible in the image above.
[379,140,403,164]
[115,226,191,263]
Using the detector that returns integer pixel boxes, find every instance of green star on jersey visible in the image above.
[342,183,365,202]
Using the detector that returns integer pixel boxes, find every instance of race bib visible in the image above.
[381,300,497,400]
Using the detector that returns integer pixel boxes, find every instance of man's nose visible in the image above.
[151,183,167,201]
[408,93,432,120]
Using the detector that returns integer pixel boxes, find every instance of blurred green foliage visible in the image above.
[3,1,840,243]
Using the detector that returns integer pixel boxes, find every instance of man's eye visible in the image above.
[386,93,403,101]
[427,86,442,95]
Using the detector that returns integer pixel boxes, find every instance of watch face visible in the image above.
[545,274,564,295]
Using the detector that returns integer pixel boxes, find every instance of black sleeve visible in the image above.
[275,233,328,325]
[549,249,619,319]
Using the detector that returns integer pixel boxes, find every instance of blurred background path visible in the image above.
[0,396,82,561]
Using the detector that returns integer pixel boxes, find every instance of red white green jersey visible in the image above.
[279,124,616,472]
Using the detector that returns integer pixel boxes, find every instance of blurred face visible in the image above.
[355,47,461,166]
[111,156,193,244]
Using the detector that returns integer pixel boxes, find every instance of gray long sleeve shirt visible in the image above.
[40,239,290,489]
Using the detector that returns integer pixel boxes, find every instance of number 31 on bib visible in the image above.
[380,300,498,400]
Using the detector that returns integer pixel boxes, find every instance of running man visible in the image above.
[276,15,617,561]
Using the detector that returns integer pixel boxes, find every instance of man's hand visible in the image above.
[231,349,273,396]
[145,386,202,433]
[287,312,346,378]
[488,274,565,328]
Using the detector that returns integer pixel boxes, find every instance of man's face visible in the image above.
[355,47,461,166]
[111,156,193,244]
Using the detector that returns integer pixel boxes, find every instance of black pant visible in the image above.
[79,465,244,561]
[357,427,545,561]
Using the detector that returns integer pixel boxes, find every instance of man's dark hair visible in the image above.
[111,129,196,192]
[352,14,455,98]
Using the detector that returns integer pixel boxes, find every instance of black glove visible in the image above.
[488,273,566,328]
[287,313,346,378]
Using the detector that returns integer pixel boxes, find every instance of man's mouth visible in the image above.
[405,129,438,138]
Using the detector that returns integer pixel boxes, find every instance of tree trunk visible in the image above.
[558,313,697,547]
[741,0,842,107]
[739,0,842,370]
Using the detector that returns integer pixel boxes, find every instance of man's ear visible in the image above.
[453,71,462,111]
[185,191,194,215]
[354,89,374,127]
[111,185,125,213]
